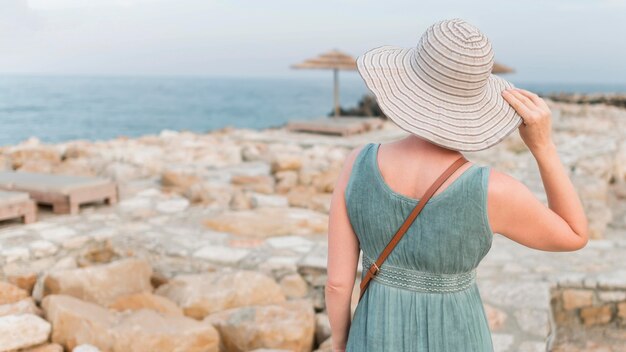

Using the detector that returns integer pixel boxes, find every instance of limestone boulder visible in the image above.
[250,193,289,208]
[161,170,201,193]
[203,207,327,238]
[279,274,309,299]
[310,168,341,193]
[205,299,315,352]
[72,345,101,352]
[315,337,333,352]
[43,295,116,350]
[43,258,153,306]
[21,343,64,352]
[231,174,275,194]
[108,292,183,316]
[10,146,62,169]
[314,313,331,347]
[0,297,43,317]
[0,281,29,305]
[184,182,234,207]
[156,269,286,319]
[0,314,51,351]
[270,154,303,173]
[286,186,332,213]
[274,170,299,194]
[5,269,38,294]
[111,309,220,352]
[43,294,219,352]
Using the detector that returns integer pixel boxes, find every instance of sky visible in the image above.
[0,0,624,84]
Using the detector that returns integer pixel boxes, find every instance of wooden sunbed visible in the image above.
[0,190,36,224]
[0,171,118,215]
[286,116,384,136]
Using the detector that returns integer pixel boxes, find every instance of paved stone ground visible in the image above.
[0,122,625,352]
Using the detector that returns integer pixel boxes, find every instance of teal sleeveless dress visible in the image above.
[344,143,494,352]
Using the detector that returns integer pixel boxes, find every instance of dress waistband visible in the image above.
[362,253,476,293]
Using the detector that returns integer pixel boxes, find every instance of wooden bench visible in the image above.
[0,190,36,224]
[0,171,118,215]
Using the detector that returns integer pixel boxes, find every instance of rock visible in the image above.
[597,291,626,302]
[205,299,315,352]
[203,207,328,238]
[31,257,79,302]
[185,182,234,207]
[311,168,341,193]
[10,147,61,169]
[314,313,331,346]
[0,281,29,305]
[161,170,201,192]
[250,193,289,208]
[618,302,626,320]
[43,294,219,352]
[5,270,38,294]
[484,303,507,331]
[108,292,183,316]
[241,144,264,162]
[286,187,331,213]
[562,289,595,310]
[229,189,253,210]
[231,174,275,194]
[52,159,97,177]
[21,343,64,352]
[316,337,333,352]
[274,170,299,194]
[0,298,43,317]
[192,245,250,265]
[155,269,286,319]
[1,246,30,263]
[0,314,51,351]
[43,295,117,350]
[155,198,190,213]
[513,308,550,337]
[73,345,101,352]
[43,258,153,306]
[30,240,59,258]
[111,309,220,352]
[580,305,613,326]
[279,273,309,298]
[103,162,144,181]
[270,154,302,173]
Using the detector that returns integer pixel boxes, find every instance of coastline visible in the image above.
[0,99,625,351]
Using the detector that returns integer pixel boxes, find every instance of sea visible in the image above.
[1,74,624,147]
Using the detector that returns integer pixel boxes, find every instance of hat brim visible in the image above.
[356,45,523,152]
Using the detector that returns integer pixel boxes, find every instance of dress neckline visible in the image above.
[371,142,476,204]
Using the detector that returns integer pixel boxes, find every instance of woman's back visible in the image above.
[344,142,494,351]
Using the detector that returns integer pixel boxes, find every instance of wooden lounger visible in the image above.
[0,171,118,215]
[286,116,384,136]
[0,190,36,224]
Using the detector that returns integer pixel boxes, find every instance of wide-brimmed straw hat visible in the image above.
[356,18,523,151]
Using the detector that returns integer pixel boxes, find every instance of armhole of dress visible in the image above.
[481,165,495,236]
[344,143,372,203]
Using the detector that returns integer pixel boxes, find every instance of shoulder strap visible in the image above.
[358,155,469,302]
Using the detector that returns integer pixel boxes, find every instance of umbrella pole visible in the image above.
[333,68,340,117]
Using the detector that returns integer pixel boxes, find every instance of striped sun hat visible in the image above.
[356,18,523,151]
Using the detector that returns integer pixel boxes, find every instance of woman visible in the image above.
[325,19,589,351]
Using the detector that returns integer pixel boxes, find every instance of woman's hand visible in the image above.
[502,88,554,156]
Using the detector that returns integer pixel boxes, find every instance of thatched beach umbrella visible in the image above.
[291,49,357,117]
[492,62,514,74]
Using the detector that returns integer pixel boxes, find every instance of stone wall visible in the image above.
[550,275,626,351]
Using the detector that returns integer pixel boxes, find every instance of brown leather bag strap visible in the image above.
[358,155,469,302]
